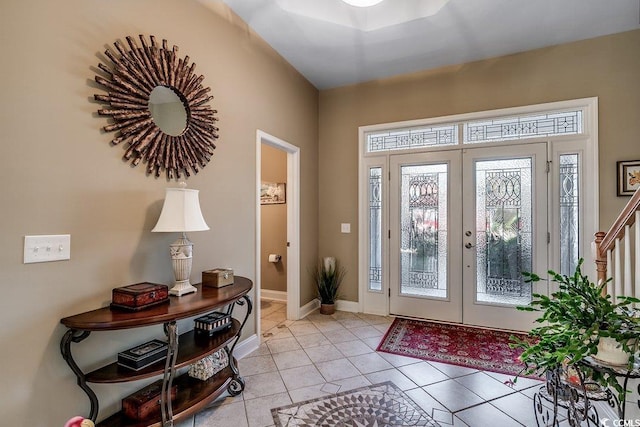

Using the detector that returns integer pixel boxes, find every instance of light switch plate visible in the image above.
[24,235,71,263]
[341,223,351,233]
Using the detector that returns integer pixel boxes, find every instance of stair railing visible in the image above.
[593,189,640,297]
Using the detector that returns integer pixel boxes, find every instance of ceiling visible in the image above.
[211,0,640,90]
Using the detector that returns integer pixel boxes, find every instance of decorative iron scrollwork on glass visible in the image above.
[485,170,522,207]
[486,277,525,297]
[369,168,383,291]
[560,154,580,276]
[465,110,582,144]
[400,165,447,298]
[367,124,457,152]
[408,174,439,208]
[485,169,524,296]
[476,159,532,304]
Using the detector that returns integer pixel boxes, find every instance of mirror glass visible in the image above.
[148,86,188,136]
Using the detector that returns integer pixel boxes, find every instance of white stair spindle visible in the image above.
[615,239,622,299]
[636,212,640,299]
[625,225,632,296]
[607,249,613,296]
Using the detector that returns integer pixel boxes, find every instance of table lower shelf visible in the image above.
[96,363,235,427]
[86,321,240,383]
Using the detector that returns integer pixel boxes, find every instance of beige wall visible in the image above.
[0,0,318,425]
[318,29,640,302]
[261,144,288,293]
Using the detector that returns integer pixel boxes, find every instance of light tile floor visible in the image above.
[175,302,623,427]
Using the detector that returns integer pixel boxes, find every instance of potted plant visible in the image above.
[510,259,640,403]
[312,257,346,315]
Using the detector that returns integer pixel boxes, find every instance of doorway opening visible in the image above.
[388,143,548,330]
[256,130,301,338]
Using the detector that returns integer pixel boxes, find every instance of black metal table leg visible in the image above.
[226,295,252,396]
[60,329,98,422]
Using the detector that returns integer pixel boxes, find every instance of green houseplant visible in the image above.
[511,259,640,402]
[312,257,346,315]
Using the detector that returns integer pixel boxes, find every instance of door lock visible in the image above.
[465,231,472,237]
[465,242,474,249]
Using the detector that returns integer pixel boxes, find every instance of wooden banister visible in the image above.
[593,231,607,286]
[599,188,640,256]
[593,188,640,290]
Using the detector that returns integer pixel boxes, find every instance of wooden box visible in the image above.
[117,339,168,371]
[202,269,234,288]
[122,379,177,420]
[111,282,169,311]
[194,312,232,336]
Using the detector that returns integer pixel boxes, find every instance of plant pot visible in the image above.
[319,303,335,315]
[593,337,632,366]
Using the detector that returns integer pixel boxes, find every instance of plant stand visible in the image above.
[533,357,640,426]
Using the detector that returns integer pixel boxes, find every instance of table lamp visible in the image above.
[152,185,209,296]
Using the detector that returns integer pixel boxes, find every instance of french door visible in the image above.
[389,143,548,331]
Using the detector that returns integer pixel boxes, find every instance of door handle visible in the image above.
[465,242,475,249]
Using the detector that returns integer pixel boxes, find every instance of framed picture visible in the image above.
[260,182,286,205]
[617,160,640,196]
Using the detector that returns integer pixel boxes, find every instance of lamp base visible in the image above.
[169,280,198,296]
[169,233,196,297]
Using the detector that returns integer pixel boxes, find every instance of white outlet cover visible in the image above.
[341,223,351,233]
[24,235,71,263]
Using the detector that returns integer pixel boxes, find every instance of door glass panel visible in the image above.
[475,158,532,305]
[400,164,448,298]
[559,154,580,277]
[369,167,382,291]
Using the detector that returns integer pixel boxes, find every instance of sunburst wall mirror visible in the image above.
[94,35,219,180]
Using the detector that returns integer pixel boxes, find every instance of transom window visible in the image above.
[464,110,582,144]
[365,109,583,153]
[367,124,457,152]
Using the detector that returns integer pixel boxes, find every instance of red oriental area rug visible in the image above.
[377,317,538,379]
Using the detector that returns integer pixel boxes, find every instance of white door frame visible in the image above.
[256,130,301,335]
[358,97,599,318]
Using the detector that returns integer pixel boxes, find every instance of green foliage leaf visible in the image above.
[310,260,346,304]
[510,258,639,403]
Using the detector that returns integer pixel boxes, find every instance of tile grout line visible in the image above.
[255,309,541,427]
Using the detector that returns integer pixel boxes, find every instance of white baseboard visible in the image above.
[363,308,387,316]
[299,298,320,319]
[235,333,260,360]
[299,298,360,318]
[260,289,287,302]
[336,299,360,313]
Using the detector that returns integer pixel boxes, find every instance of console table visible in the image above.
[60,277,253,427]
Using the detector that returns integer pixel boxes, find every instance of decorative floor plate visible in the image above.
[271,381,440,426]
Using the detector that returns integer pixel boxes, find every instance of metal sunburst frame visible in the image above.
[94,34,219,180]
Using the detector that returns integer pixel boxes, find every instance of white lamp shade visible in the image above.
[152,188,209,232]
